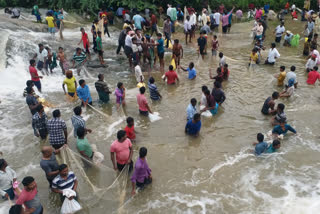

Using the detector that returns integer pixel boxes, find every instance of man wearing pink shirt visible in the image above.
[222,6,235,33]
[137,87,152,116]
[110,130,133,172]
[255,7,262,20]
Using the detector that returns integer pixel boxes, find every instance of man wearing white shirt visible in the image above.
[201,9,207,27]
[134,62,144,83]
[0,159,17,200]
[184,16,192,44]
[306,54,318,72]
[189,10,197,39]
[265,43,280,65]
[167,4,172,17]
[274,22,285,43]
[285,66,298,88]
[124,32,135,68]
[213,11,221,30]
[33,43,48,74]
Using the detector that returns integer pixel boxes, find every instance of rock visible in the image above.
[268,10,277,20]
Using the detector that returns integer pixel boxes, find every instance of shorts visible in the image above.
[255,35,262,40]
[275,36,281,43]
[37,61,44,70]
[209,103,219,115]
[152,24,157,32]
[212,50,217,56]
[191,25,196,31]
[222,25,228,33]
[48,27,55,33]
[158,52,164,59]
[228,23,232,28]
[33,81,41,90]
[36,14,41,21]
[68,92,75,97]
[136,177,152,188]
[124,46,133,57]
[139,109,149,116]
[117,161,133,172]
[199,48,205,55]
[265,59,275,65]
[85,44,90,54]
[98,50,103,57]
[51,143,66,150]
[39,128,48,140]
[3,187,14,200]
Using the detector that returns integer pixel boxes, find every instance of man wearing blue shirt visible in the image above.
[181,62,197,80]
[186,98,197,120]
[253,133,268,155]
[132,13,143,30]
[185,113,201,137]
[77,79,92,107]
[272,119,297,138]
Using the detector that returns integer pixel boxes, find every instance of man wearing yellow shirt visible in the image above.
[46,13,56,36]
[62,70,77,97]
[274,66,286,86]
[249,48,259,66]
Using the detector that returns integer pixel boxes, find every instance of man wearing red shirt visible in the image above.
[307,66,320,84]
[29,59,43,92]
[136,87,152,116]
[151,12,158,36]
[164,65,179,84]
[78,27,91,60]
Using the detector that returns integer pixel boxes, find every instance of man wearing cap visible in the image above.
[0,159,17,200]
[283,31,294,46]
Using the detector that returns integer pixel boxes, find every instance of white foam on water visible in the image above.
[106,118,125,139]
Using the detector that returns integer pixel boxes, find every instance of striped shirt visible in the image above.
[148,82,160,100]
[52,171,77,190]
[73,51,86,64]
[71,115,85,138]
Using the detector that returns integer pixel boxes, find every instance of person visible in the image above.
[272,103,287,125]
[285,66,298,88]
[222,7,235,34]
[197,31,207,60]
[185,113,201,136]
[184,16,192,44]
[255,7,263,19]
[115,82,126,109]
[125,117,136,142]
[117,27,130,55]
[32,105,48,140]
[52,164,78,202]
[213,10,220,31]
[265,43,280,65]
[291,10,298,20]
[150,11,158,37]
[131,147,152,195]
[124,31,135,68]
[0,159,16,200]
[307,66,320,84]
[148,77,162,101]
[303,38,311,56]
[164,65,179,84]
[9,205,24,214]
[266,140,281,153]
[200,22,211,34]
[163,16,172,48]
[33,44,48,74]
[96,31,105,65]
[283,31,294,46]
[280,79,295,97]
[210,67,224,84]
[23,80,38,98]
[261,92,279,115]
[306,54,318,72]
[222,63,230,80]
[274,66,287,87]
[200,85,209,106]
[110,130,133,172]
[211,35,219,57]
[219,52,226,67]
[72,48,87,75]
[169,6,177,33]
[134,61,144,83]
[132,13,143,30]
[32,5,41,23]
[236,9,243,21]
[249,48,259,65]
[40,146,59,187]
[200,89,218,115]
[311,33,318,49]
[71,106,92,138]
[62,70,77,97]
[264,3,270,14]
[211,81,226,105]
[156,33,165,72]
[274,22,285,43]
[78,28,91,60]
[47,109,68,149]
[16,176,43,214]
[77,79,92,107]
[45,47,57,74]
[137,87,152,116]
[186,98,197,121]
[307,18,314,36]
[272,119,297,137]
[95,74,111,103]
[57,47,68,74]
[26,87,41,115]
[76,127,93,160]
[91,19,99,52]
[180,62,196,80]
[102,13,110,38]
[29,59,43,93]
[252,21,264,40]
[172,39,183,68]
[253,133,268,156]
[45,12,56,36]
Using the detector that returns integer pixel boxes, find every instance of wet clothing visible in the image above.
[186,104,197,121]
[307,70,320,84]
[211,88,226,104]
[131,158,151,185]
[0,166,16,198]
[266,145,278,153]
[63,76,76,94]
[71,115,86,138]
[261,97,272,115]
[32,112,48,139]
[47,118,67,146]
[16,188,42,213]
[52,171,77,191]
[148,82,160,101]
[185,120,201,136]
[77,138,93,158]
[125,125,136,140]
[197,37,207,55]
[40,153,59,183]
[255,141,268,155]
[26,95,39,115]
[95,80,110,103]
[110,139,132,165]
[77,85,92,104]
[165,70,178,84]
[272,124,297,135]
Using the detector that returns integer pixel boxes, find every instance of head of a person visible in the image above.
[58,164,69,177]
[272,91,279,99]
[217,67,222,74]
[98,73,104,81]
[59,47,63,52]
[174,39,179,45]
[252,48,257,54]
[204,89,210,97]
[314,66,318,71]
[0,159,7,171]
[26,80,34,88]
[80,27,85,33]
[139,147,147,158]
[36,104,44,114]
[38,44,44,51]
[66,70,73,78]
[169,65,174,71]
[277,103,285,112]
[149,77,155,84]
[117,82,123,89]
[157,33,162,39]
[77,126,86,139]
[76,47,82,54]
[280,21,284,27]
[52,109,61,118]
[139,86,146,94]
[191,98,197,107]
[280,66,285,72]
[200,31,204,37]
[189,62,194,69]
[257,133,264,142]
[187,15,190,21]
[9,204,24,214]
[279,118,287,127]
[41,146,53,158]
[22,176,36,191]
[26,87,34,95]
[290,66,296,72]
[272,140,281,149]
[133,60,139,67]
[30,59,36,67]
[314,33,318,39]
[214,81,221,89]
[93,19,98,24]
[166,16,171,21]
[79,79,85,87]
[213,35,217,39]
[126,116,134,127]
[193,113,201,122]
[219,52,223,58]
[271,43,276,49]
[73,106,82,116]
[201,85,208,93]
[117,130,127,142]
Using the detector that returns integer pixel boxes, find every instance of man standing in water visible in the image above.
[274,21,285,43]
[186,98,197,121]
[47,109,68,150]
[185,113,202,136]
[95,74,111,103]
[0,159,17,200]
[163,16,172,48]
[117,27,130,55]
[77,79,92,107]
[29,59,43,93]
[96,31,105,65]
[71,106,92,138]
[261,92,279,115]
[62,70,77,98]
[200,89,219,115]
[32,105,48,140]
[164,65,179,84]
[265,43,280,65]
[172,39,183,68]
[184,16,192,44]
[72,48,87,75]
[137,87,152,116]
[198,31,207,60]
[26,87,41,115]
[253,133,268,155]
[40,146,59,187]
[156,33,165,72]
[110,130,133,172]
[33,44,48,75]
[45,12,56,37]
[78,28,91,60]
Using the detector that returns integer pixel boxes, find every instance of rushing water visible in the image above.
[1,10,320,214]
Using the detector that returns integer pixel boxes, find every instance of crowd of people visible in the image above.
[2,1,320,213]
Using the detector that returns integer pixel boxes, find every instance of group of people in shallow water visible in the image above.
[3,2,320,213]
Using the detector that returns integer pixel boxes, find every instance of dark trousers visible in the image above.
[136,177,152,188]
[93,36,97,51]
[116,40,125,54]
[117,161,133,172]
[165,32,171,48]
[104,24,110,37]
[3,187,14,200]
